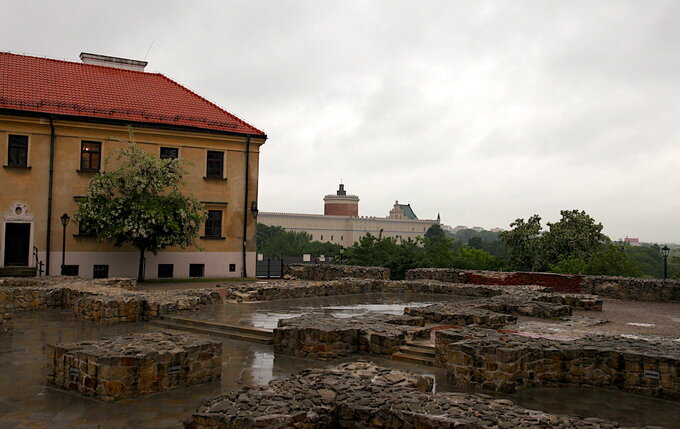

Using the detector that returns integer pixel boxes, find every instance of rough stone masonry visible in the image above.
[271,282,602,361]
[0,302,12,336]
[0,277,222,325]
[46,332,222,401]
[436,327,680,400]
[185,361,628,429]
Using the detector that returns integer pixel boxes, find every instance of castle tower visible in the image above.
[323,184,359,217]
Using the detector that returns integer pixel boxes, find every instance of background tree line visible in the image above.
[258,209,678,280]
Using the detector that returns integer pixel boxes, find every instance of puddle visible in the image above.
[627,322,656,327]
[193,292,471,330]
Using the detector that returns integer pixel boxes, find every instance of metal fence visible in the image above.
[255,255,335,278]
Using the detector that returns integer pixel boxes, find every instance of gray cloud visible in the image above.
[2,0,679,242]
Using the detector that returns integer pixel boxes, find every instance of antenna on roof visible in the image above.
[144,40,155,60]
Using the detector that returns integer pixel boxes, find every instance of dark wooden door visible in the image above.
[4,223,30,266]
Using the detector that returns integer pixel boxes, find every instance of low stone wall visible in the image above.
[0,278,223,324]
[273,289,602,361]
[185,361,623,429]
[92,277,138,290]
[436,327,680,400]
[0,278,47,287]
[46,332,222,401]
[582,276,680,301]
[406,268,583,293]
[221,278,552,302]
[274,314,430,360]
[283,263,390,280]
[73,296,145,325]
[406,268,680,301]
[0,302,12,336]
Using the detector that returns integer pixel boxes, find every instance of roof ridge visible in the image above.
[156,73,265,136]
[0,50,156,76]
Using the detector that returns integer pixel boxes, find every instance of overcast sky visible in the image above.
[3,1,679,243]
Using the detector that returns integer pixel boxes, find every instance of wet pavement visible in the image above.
[1,296,680,428]
[188,292,470,329]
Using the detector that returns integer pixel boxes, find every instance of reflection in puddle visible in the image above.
[248,300,440,329]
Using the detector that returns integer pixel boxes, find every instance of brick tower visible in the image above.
[323,184,359,217]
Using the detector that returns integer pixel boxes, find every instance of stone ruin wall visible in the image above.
[0,302,12,336]
[435,327,680,400]
[283,263,390,281]
[184,361,624,429]
[47,332,222,401]
[221,277,554,302]
[406,268,680,301]
[0,277,222,325]
[269,283,602,362]
[273,314,430,360]
[581,275,680,302]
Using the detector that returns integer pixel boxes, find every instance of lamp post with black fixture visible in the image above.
[60,213,70,275]
[661,245,670,279]
[339,247,345,264]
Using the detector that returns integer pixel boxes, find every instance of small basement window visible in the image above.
[158,264,174,278]
[93,265,109,279]
[62,265,79,276]
[189,264,205,278]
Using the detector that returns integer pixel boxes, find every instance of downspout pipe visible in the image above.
[242,135,251,278]
[45,116,55,275]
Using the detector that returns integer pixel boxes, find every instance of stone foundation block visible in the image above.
[46,332,222,401]
[0,302,12,336]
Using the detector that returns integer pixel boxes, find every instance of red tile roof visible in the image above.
[0,52,265,136]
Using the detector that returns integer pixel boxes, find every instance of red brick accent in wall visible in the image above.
[465,271,583,293]
[324,203,359,217]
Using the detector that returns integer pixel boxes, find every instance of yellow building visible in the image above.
[259,184,440,248]
[0,52,266,279]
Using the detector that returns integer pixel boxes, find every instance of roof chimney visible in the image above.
[79,52,147,72]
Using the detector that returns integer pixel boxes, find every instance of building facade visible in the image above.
[259,184,439,248]
[1,52,266,279]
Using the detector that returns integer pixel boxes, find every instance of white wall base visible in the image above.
[39,251,256,279]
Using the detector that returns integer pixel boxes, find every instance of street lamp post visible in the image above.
[661,245,670,279]
[60,213,70,275]
[339,248,345,264]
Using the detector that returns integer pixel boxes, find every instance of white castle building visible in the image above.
[258,184,440,248]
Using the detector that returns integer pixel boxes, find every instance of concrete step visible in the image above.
[398,345,435,358]
[0,267,37,277]
[391,352,437,367]
[161,315,273,336]
[149,319,273,344]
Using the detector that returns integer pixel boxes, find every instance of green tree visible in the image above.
[550,244,638,276]
[499,215,543,271]
[586,244,639,276]
[256,224,285,252]
[421,233,455,268]
[542,210,609,267]
[255,223,342,257]
[74,136,204,281]
[424,224,446,240]
[451,247,503,270]
[344,232,422,279]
